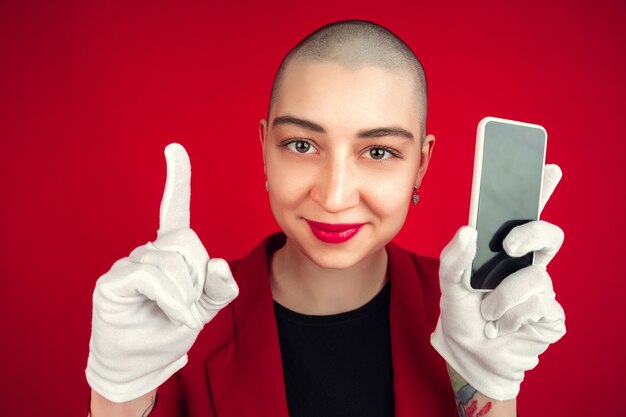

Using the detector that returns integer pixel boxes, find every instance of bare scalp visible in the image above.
[268,20,428,141]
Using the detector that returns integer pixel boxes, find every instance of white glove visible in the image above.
[85,143,239,403]
[430,164,566,400]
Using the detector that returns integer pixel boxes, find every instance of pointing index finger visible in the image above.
[159,143,191,232]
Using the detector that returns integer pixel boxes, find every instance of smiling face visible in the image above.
[259,58,434,270]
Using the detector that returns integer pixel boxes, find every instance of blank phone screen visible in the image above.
[471,121,546,290]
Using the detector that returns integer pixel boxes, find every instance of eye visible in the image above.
[283,139,316,154]
[364,146,400,160]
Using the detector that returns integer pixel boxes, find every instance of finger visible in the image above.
[484,293,565,341]
[159,143,191,232]
[539,164,562,215]
[152,228,210,301]
[197,258,239,323]
[503,220,564,267]
[204,258,239,305]
[133,266,200,329]
[439,226,477,299]
[481,265,554,322]
[101,258,199,329]
[128,244,196,306]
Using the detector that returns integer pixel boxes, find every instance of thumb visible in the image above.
[196,258,239,324]
[439,226,477,299]
[159,143,191,232]
[204,258,239,304]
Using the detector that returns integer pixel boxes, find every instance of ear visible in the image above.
[415,133,435,187]
[259,119,268,176]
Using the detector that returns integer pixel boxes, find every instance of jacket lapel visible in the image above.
[205,233,290,417]
[387,242,457,416]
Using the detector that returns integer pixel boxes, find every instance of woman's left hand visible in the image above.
[430,164,566,401]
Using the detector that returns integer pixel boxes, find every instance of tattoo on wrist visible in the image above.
[140,395,156,417]
[447,364,493,417]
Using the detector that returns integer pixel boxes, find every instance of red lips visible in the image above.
[306,220,365,244]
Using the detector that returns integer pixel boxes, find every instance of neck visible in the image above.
[269,238,389,315]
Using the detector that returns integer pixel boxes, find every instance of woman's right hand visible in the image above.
[85,143,239,404]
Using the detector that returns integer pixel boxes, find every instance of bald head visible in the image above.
[268,20,428,140]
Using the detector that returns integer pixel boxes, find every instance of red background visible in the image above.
[1,1,624,416]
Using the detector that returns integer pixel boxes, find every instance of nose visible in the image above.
[310,155,360,213]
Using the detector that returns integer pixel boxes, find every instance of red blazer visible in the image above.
[84,232,457,416]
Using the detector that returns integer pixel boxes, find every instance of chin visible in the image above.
[305,248,367,270]
[301,233,386,270]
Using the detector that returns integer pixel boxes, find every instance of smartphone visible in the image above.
[464,117,547,291]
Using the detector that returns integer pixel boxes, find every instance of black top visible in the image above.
[274,281,394,417]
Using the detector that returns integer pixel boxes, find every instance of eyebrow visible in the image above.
[359,127,414,140]
[273,115,325,133]
[272,115,414,140]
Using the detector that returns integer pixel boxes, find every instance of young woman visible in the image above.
[85,20,566,417]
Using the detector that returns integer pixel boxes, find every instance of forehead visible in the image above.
[272,58,421,133]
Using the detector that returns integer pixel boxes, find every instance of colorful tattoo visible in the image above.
[447,364,493,417]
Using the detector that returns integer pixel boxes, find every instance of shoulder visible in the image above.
[226,232,286,278]
[386,241,440,283]
[407,249,440,277]
[386,241,442,326]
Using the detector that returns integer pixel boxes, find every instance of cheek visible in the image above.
[371,150,421,222]
[363,175,412,223]
[266,151,316,210]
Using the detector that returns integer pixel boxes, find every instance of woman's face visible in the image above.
[259,58,434,269]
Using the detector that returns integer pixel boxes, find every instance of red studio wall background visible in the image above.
[0,1,624,416]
